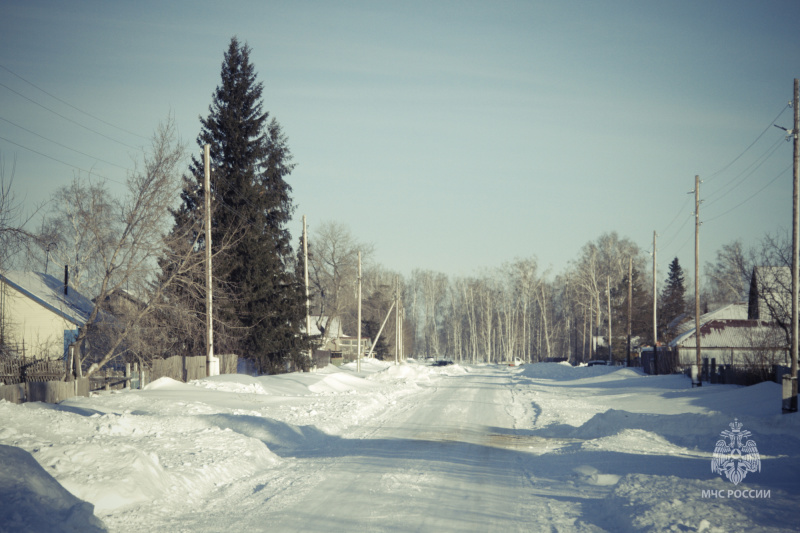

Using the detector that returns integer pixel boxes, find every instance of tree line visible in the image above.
[306,220,789,365]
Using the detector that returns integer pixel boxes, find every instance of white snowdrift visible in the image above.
[0,444,107,532]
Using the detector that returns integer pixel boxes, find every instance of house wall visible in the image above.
[677,347,789,367]
[1,281,78,359]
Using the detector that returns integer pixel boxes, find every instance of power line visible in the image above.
[0,134,124,185]
[0,63,149,141]
[655,100,790,256]
[705,163,792,224]
[705,102,791,183]
[660,214,692,253]
[0,116,131,171]
[659,196,690,236]
[0,81,143,151]
[705,135,787,207]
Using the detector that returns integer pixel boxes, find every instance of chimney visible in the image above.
[64,265,69,296]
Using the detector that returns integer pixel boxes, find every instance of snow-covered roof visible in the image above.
[304,315,344,339]
[669,318,784,349]
[0,271,95,326]
[671,302,748,338]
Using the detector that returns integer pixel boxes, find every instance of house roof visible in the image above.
[304,315,344,339]
[671,302,749,338]
[0,271,95,327]
[670,318,785,349]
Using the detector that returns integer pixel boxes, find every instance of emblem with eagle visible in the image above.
[711,418,760,485]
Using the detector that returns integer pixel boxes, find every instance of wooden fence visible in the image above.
[0,378,90,404]
[0,359,67,384]
[149,354,238,382]
[641,348,680,375]
[0,353,239,404]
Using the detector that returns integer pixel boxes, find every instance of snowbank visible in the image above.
[0,444,107,532]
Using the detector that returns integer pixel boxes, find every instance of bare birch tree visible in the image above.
[35,118,222,378]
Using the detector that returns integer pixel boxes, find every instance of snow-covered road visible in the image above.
[2,360,800,532]
[261,366,561,532]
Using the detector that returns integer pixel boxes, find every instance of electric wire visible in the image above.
[0,134,124,185]
[0,116,131,171]
[660,214,692,253]
[0,63,149,141]
[704,135,787,207]
[0,81,143,151]
[659,196,690,237]
[705,163,792,224]
[704,102,791,183]
[654,99,791,262]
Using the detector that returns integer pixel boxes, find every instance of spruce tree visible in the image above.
[659,257,687,339]
[167,37,308,372]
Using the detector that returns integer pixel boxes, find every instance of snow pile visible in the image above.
[0,444,107,532]
[517,361,640,381]
[190,374,270,395]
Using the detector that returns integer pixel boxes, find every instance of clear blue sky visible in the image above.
[1,1,798,283]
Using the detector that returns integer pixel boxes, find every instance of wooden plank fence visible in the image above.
[0,378,89,404]
[219,353,238,375]
[0,353,239,404]
[149,354,238,382]
[0,359,66,384]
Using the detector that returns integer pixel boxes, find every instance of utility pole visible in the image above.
[357,250,362,373]
[627,256,632,367]
[303,215,312,365]
[606,276,612,363]
[787,78,799,412]
[395,277,400,365]
[565,278,571,363]
[652,231,658,375]
[694,175,702,386]
[399,301,404,362]
[204,144,219,377]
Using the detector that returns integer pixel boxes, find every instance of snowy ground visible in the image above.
[1,359,799,532]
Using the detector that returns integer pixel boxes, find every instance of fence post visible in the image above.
[654,347,659,376]
[66,345,75,382]
[784,375,798,412]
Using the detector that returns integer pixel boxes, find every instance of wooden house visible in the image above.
[0,271,94,360]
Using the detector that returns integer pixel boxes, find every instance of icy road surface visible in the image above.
[1,360,799,532]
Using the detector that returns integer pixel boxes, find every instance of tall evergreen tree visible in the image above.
[165,37,308,372]
[659,257,687,339]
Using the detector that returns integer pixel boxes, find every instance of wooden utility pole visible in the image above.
[303,215,312,364]
[357,251,362,373]
[787,78,799,411]
[399,302,404,362]
[627,256,632,367]
[652,231,658,374]
[204,144,219,377]
[694,175,702,386]
[395,277,400,365]
[606,276,612,363]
